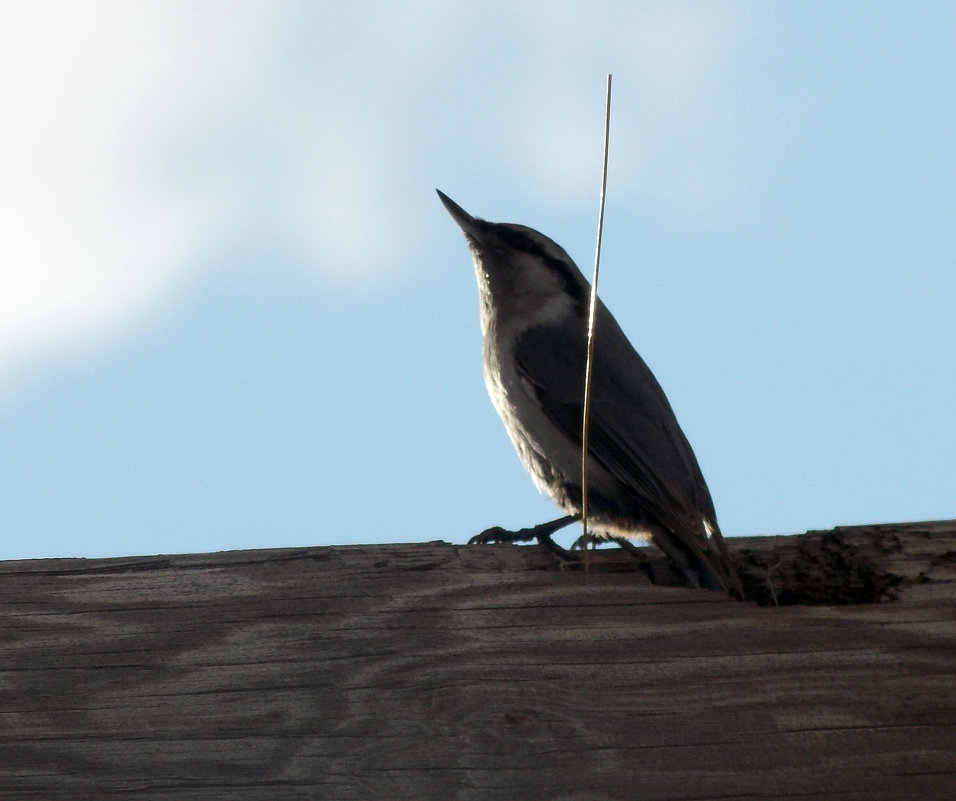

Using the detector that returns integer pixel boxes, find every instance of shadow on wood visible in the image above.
[1,520,954,800]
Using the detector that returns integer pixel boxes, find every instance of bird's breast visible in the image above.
[481,326,582,500]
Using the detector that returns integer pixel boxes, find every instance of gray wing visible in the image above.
[512,303,718,548]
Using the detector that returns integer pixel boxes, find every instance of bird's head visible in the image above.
[437,190,589,333]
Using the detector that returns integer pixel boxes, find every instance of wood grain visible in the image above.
[1,521,954,800]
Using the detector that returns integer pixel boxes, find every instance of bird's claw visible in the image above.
[468,525,535,546]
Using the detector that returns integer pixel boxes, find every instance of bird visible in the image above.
[437,189,743,598]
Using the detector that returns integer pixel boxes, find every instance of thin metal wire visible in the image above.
[581,73,612,579]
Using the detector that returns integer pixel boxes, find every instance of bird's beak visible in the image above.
[436,189,484,242]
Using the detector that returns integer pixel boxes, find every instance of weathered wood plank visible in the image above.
[1,521,954,800]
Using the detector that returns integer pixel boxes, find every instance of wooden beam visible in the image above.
[1,520,954,799]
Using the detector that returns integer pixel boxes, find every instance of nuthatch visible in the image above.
[438,190,742,598]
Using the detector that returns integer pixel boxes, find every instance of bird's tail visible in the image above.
[652,521,745,599]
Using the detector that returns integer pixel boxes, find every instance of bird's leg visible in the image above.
[612,535,650,561]
[469,515,578,558]
[610,535,657,581]
[565,531,658,579]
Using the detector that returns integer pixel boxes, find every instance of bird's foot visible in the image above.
[612,536,657,581]
[609,535,650,561]
[570,532,606,551]
[568,534,656,579]
[468,525,534,546]
[468,515,579,560]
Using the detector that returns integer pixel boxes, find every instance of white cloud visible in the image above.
[0,2,271,399]
[0,0,760,404]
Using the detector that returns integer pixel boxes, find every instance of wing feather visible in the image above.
[512,304,716,550]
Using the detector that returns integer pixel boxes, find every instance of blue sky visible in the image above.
[2,2,954,560]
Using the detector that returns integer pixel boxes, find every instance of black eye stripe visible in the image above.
[496,227,589,307]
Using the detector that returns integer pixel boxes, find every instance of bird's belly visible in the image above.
[483,356,626,527]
